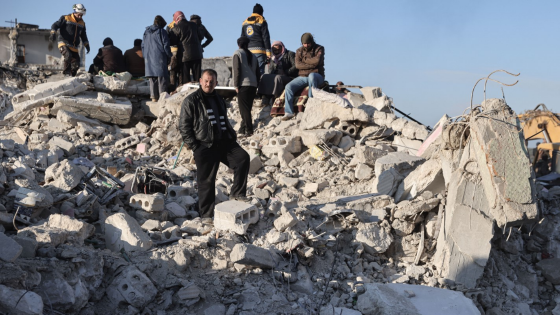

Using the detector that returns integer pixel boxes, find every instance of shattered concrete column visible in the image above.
[8,28,19,66]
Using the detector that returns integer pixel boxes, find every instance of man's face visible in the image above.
[73,13,83,21]
[200,72,217,93]
[272,45,281,55]
[303,43,312,51]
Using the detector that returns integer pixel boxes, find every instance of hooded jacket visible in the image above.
[51,14,89,52]
[179,88,237,151]
[169,20,203,62]
[240,13,271,57]
[142,24,172,77]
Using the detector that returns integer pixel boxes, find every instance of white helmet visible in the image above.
[73,4,86,15]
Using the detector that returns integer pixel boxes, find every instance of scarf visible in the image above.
[271,41,285,65]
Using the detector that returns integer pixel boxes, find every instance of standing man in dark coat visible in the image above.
[190,14,213,57]
[143,15,172,102]
[50,4,90,76]
[178,69,250,219]
[169,11,203,83]
[241,3,271,75]
[124,39,145,77]
[92,38,126,74]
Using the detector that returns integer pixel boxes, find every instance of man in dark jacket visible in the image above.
[257,41,297,106]
[50,4,90,76]
[143,16,172,101]
[124,39,145,77]
[190,14,213,57]
[282,33,325,121]
[178,69,250,218]
[92,38,126,74]
[241,3,271,75]
[169,11,203,83]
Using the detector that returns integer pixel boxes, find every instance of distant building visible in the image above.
[0,21,86,69]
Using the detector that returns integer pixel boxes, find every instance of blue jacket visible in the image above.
[142,25,172,77]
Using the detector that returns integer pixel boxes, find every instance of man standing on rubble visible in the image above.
[50,4,90,77]
[190,15,213,58]
[179,69,250,219]
[169,11,203,83]
[282,33,325,121]
[143,16,172,102]
[241,3,271,75]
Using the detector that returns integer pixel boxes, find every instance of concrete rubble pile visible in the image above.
[0,65,558,315]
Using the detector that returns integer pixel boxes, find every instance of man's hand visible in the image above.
[85,44,90,54]
[236,88,239,94]
[49,33,56,43]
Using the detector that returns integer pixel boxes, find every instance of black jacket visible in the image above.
[179,89,236,151]
[240,14,271,57]
[51,14,89,52]
[93,45,126,73]
[269,50,297,78]
[169,20,203,62]
[197,23,213,49]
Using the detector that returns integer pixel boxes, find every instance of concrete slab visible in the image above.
[11,76,88,113]
[52,95,132,125]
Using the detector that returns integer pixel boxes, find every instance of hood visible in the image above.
[146,24,161,33]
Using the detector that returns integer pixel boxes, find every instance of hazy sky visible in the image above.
[2,0,559,126]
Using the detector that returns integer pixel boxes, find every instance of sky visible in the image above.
[2,0,559,127]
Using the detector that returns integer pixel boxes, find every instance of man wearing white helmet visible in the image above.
[50,4,90,76]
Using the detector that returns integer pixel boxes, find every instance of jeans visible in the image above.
[284,73,324,114]
[254,53,267,76]
[149,76,169,100]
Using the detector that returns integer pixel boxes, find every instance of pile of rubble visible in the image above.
[0,65,559,315]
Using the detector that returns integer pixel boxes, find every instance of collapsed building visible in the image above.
[0,62,559,315]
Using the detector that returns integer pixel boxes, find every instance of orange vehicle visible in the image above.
[518,104,560,174]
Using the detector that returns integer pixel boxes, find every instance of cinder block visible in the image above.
[76,122,105,139]
[338,121,359,137]
[249,139,260,150]
[48,136,76,156]
[261,136,303,155]
[129,193,165,212]
[115,135,141,150]
[214,200,259,235]
[167,185,190,199]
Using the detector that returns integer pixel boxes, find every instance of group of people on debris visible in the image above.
[49,3,328,219]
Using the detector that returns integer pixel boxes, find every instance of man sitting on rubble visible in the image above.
[178,69,250,220]
[50,4,90,77]
[282,33,325,121]
[124,39,145,77]
[91,38,126,75]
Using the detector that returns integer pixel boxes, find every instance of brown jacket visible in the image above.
[93,45,126,73]
[124,46,145,77]
[295,44,325,78]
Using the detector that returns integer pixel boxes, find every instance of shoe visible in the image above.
[282,113,295,121]
[233,195,251,202]
[259,96,270,107]
[238,132,253,139]
[151,98,158,102]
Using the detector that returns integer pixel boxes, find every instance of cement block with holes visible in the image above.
[261,136,303,155]
[338,121,359,137]
[129,193,165,212]
[230,243,278,269]
[214,201,259,235]
[106,266,157,308]
[248,139,260,150]
[48,136,76,156]
[115,135,141,150]
[167,185,190,199]
[76,122,105,138]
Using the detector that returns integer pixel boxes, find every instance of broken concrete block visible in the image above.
[337,136,355,152]
[0,233,22,262]
[299,98,369,130]
[135,121,150,133]
[167,185,190,199]
[115,135,141,150]
[47,117,71,132]
[13,235,38,258]
[230,243,278,269]
[44,160,84,191]
[0,284,43,315]
[355,222,393,254]
[106,266,157,308]
[392,135,422,156]
[303,182,319,196]
[261,136,302,155]
[56,109,100,127]
[395,158,445,202]
[391,117,408,132]
[249,154,263,174]
[274,211,298,232]
[373,111,396,127]
[337,121,359,137]
[536,258,560,285]
[372,168,403,196]
[357,283,479,315]
[166,202,187,218]
[141,219,160,231]
[129,193,165,212]
[360,86,382,101]
[292,129,341,147]
[361,96,392,115]
[214,201,259,235]
[402,120,429,140]
[105,212,153,252]
[48,214,94,243]
[93,75,150,95]
[11,76,88,113]
[355,163,373,180]
[279,176,299,188]
[374,152,425,178]
[394,198,440,221]
[48,136,76,156]
[12,160,35,180]
[351,146,388,167]
[52,93,133,125]
[76,122,105,138]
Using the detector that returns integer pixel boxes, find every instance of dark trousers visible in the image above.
[59,46,81,76]
[182,59,202,83]
[170,59,182,89]
[237,86,257,134]
[194,139,250,218]
[149,76,169,100]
